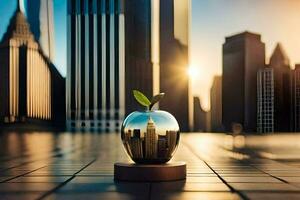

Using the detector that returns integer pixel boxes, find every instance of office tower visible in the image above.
[222,31,265,132]
[159,0,192,132]
[123,129,132,155]
[124,129,131,140]
[157,135,167,158]
[66,0,125,131]
[130,129,143,159]
[193,97,209,132]
[124,0,192,131]
[257,67,274,133]
[145,117,157,158]
[269,43,292,131]
[0,3,65,126]
[166,130,177,156]
[210,76,223,132]
[25,0,55,61]
[124,0,153,115]
[292,64,300,131]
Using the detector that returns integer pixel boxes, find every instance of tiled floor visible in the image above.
[0,132,300,199]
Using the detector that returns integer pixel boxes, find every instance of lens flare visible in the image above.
[187,66,199,80]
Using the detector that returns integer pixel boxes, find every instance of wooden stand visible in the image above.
[114,162,186,182]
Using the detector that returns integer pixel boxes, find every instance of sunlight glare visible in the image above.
[187,66,199,80]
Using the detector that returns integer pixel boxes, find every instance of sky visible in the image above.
[191,0,300,110]
[1,0,300,111]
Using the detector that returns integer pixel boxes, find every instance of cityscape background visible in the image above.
[2,0,300,111]
[0,0,300,133]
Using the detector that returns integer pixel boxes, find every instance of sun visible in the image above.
[187,66,199,80]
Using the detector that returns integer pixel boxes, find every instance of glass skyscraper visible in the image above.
[257,68,274,133]
[125,0,192,131]
[66,0,125,131]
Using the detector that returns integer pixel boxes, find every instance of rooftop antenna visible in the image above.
[16,0,25,13]
[16,0,21,11]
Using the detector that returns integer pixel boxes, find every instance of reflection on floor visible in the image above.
[0,132,300,199]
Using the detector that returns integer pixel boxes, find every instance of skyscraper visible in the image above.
[123,129,132,156]
[269,43,292,132]
[257,67,274,133]
[25,0,55,61]
[66,0,125,131]
[159,0,192,132]
[292,64,300,131]
[157,135,167,158]
[145,117,157,158]
[0,3,65,126]
[124,0,192,131]
[222,31,265,132]
[193,97,209,132]
[166,130,177,157]
[130,129,143,159]
[210,76,223,132]
[124,0,153,115]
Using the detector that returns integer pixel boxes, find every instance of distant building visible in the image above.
[25,0,55,61]
[145,117,157,158]
[166,130,177,157]
[130,129,143,159]
[123,129,132,155]
[193,97,209,132]
[269,43,292,132]
[291,64,300,131]
[210,76,223,132]
[157,135,167,158]
[222,31,265,132]
[257,67,274,133]
[0,4,65,126]
[66,0,125,131]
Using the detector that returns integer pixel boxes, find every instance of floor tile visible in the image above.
[151,192,241,200]
[222,176,281,183]
[152,181,230,192]
[0,183,59,192]
[229,183,299,191]
[244,192,300,200]
[45,192,148,200]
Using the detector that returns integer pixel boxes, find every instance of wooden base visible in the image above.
[114,162,186,182]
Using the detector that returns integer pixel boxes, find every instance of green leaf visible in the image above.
[133,90,151,108]
[150,93,165,110]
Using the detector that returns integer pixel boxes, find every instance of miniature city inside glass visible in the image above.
[121,110,180,164]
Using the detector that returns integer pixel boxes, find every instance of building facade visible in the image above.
[159,0,192,132]
[193,97,209,132]
[166,130,177,157]
[124,0,153,115]
[145,117,157,158]
[210,76,223,132]
[269,44,292,132]
[66,0,125,131]
[0,4,65,126]
[157,135,167,158]
[222,31,265,132]
[124,0,192,131]
[291,65,300,131]
[130,129,143,159]
[25,0,55,61]
[257,67,274,133]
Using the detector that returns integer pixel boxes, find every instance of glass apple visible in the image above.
[121,90,180,164]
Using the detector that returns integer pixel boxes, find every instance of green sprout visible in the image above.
[133,90,165,111]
